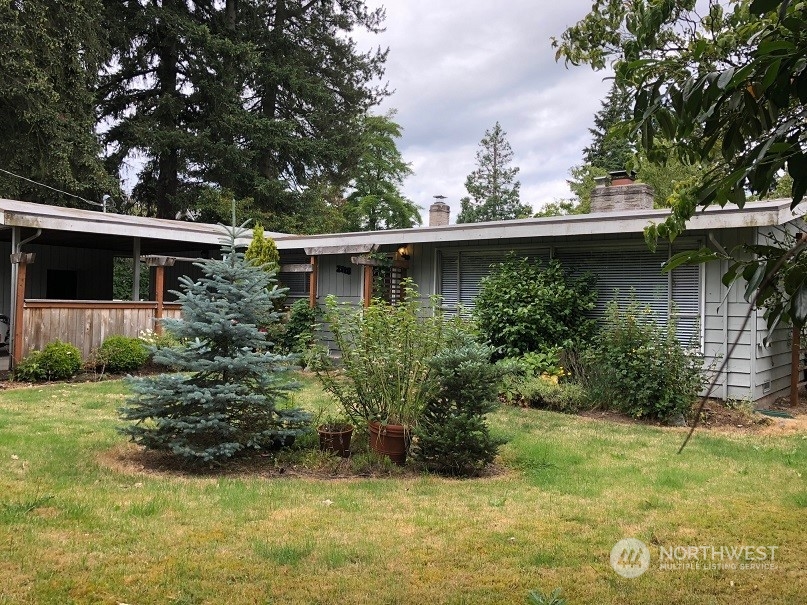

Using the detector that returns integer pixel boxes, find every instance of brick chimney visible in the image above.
[429,200,450,226]
[590,171,654,213]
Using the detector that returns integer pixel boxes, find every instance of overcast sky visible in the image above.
[355,1,614,223]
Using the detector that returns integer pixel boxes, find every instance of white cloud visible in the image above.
[353,0,613,223]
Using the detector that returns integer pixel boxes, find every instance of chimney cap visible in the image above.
[608,170,636,185]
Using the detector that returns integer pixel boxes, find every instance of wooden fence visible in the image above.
[22,300,182,360]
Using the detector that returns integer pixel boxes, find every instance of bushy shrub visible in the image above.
[317,280,446,428]
[414,330,504,476]
[474,255,597,359]
[275,299,319,355]
[98,335,149,373]
[518,377,588,413]
[13,350,44,382]
[584,297,705,421]
[15,340,82,381]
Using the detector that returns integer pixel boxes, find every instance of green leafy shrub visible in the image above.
[15,340,82,382]
[414,329,504,476]
[98,335,149,373]
[317,280,446,428]
[518,377,588,413]
[275,299,319,355]
[474,255,597,358]
[584,297,705,421]
[13,350,44,382]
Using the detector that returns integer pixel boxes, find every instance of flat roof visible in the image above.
[271,198,806,250]
[0,197,803,254]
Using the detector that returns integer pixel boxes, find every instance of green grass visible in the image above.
[0,376,805,604]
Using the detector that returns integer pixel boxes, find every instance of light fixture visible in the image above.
[397,245,410,260]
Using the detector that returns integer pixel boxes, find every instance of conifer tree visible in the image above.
[457,122,531,223]
[120,218,308,464]
[582,82,634,173]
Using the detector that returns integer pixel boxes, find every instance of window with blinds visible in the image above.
[438,244,701,345]
[278,251,310,301]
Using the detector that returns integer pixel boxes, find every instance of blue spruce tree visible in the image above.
[120,220,308,464]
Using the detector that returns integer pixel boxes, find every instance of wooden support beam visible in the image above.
[10,252,35,367]
[351,255,410,269]
[154,265,166,335]
[305,244,378,256]
[309,256,318,309]
[280,263,314,273]
[363,265,373,308]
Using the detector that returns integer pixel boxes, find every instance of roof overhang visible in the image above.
[272,198,807,251]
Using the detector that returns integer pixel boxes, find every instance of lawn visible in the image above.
[0,375,805,604]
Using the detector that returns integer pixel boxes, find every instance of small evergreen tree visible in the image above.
[120,220,308,464]
[244,224,280,272]
[415,334,503,476]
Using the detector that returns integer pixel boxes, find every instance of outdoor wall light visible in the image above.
[397,246,410,260]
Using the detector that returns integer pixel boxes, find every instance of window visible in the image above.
[438,243,702,345]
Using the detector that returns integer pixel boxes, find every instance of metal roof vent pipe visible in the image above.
[590,170,655,213]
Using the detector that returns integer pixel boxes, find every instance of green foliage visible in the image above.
[510,377,588,414]
[414,329,504,476]
[584,81,634,173]
[457,122,532,223]
[316,281,445,428]
[275,299,319,355]
[245,224,280,272]
[0,0,119,208]
[527,588,566,605]
[101,1,387,221]
[15,340,83,382]
[120,221,307,464]
[474,255,598,358]
[12,351,45,382]
[555,0,807,242]
[584,297,705,421]
[112,258,150,301]
[98,336,149,373]
[343,111,421,231]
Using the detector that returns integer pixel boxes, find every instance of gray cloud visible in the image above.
[355,1,613,221]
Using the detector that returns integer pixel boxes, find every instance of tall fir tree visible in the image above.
[100,0,387,225]
[342,111,421,231]
[0,0,118,207]
[582,82,634,173]
[457,122,531,223]
[120,217,308,464]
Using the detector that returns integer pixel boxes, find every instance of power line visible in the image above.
[0,167,105,208]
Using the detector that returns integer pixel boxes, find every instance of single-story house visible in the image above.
[1,175,803,403]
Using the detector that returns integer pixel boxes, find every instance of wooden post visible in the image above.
[10,252,35,367]
[363,265,373,308]
[143,256,176,336]
[309,255,318,309]
[154,265,165,335]
[792,326,800,406]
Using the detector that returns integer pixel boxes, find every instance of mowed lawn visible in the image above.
[0,376,805,605]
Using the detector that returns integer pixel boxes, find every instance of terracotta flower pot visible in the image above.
[368,420,408,465]
[317,424,354,458]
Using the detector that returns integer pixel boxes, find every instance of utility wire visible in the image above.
[0,167,105,208]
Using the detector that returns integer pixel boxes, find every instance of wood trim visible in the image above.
[24,300,182,310]
[305,244,379,255]
[280,263,314,273]
[363,265,373,308]
[351,256,410,269]
[309,256,318,309]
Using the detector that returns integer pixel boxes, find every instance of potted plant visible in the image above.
[317,414,354,458]
[315,280,446,465]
